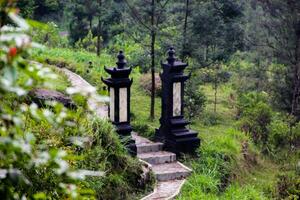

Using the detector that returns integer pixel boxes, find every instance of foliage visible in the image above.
[107,34,147,72]
[236,91,269,118]
[198,67,231,84]
[0,5,94,199]
[239,102,272,147]
[275,173,300,200]
[28,20,69,48]
[139,73,162,97]
[184,75,206,122]
[17,0,64,21]
[229,52,269,96]
[31,47,115,92]
[189,0,244,66]
[75,30,100,53]
[68,0,124,46]
[177,129,265,199]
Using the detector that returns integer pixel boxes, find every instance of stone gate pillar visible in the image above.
[101,51,137,155]
[155,47,200,155]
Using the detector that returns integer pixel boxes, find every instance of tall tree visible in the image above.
[181,0,190,61]
[189,0,244,67]
[251,0,300,119]
[96,0,102,56]
[124,0,170,120]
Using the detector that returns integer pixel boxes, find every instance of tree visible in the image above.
[181,0,190,61]
[189,0,244,67]
[69,0,89,45]
[124,0,170,120]
[249,0,300,119]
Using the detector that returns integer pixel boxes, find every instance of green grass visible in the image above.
[177,83,279,199]
[32,47,116,93]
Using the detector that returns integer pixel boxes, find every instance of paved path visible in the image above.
[60,68,191,200]
[60,68,108,118]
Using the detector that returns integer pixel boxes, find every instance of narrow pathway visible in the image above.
[60,68,108,118]
[60,68,191,200]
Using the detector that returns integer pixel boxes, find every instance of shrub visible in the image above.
[185,76,206,121]
[139,73,162,97]
[202,111,222,126]
[132,121,154,139]
[75,30,101,53]
[198,68,232,84]
[275,173,300,199]
[239,102,272,146]
[237,91,269,118]
[29,20,69,48]
[267,118,290,150]
[0,6,93,198]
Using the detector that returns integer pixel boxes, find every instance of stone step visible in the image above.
[137,151,176,165]
[137,142,163,154]
[141,179,186,200]
[152,162,192,181]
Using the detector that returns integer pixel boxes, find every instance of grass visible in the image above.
[177,83,280,199]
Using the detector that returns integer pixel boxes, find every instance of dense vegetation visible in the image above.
[1,0,300,199]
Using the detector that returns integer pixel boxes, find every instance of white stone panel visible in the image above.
[173,82,181,116]
[110,88,115,121]
[119,88,128,122]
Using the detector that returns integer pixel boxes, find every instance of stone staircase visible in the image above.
[133,133,192,199]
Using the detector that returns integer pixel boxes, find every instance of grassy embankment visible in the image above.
[16,52,155,200]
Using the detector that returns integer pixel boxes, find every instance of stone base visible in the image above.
[164,134,200,156]
[113,122,137,156]
[114,122,132,136]
[126,138,137,156]
[155,129,200,156]
[155,117,200,156]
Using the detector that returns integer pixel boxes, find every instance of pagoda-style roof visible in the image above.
[162,47,188,73]
[104,66,132,78]
[102,51,132,79]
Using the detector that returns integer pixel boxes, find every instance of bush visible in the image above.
[267,118,290,150]
[132,121,154,139]
[139,73,162,97]
[275,173,300,199]
[239,102,272,146]
[237,91,269,118]
[75,30,101,53]
[0,6,93,198]
[29,20,69,48]
[198,68,232,84]
[185,76,206,121]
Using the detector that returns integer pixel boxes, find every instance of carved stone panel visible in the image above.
[119,88,128,122]
[110,87,115,121]
[173,82,181,116]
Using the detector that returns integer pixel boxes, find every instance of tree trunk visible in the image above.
[96,0,102,56]
[291,23,300,118]
[89,17,93,30]
[214,71,217,114]
[150,0,156,120]
[181,0,189,61]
